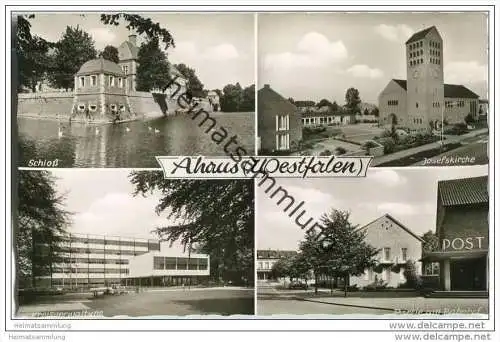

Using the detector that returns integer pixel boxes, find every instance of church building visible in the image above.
[379,26,480,132]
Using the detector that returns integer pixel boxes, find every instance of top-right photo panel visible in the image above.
[257,12,489,167]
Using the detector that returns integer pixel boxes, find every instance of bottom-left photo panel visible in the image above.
[14,169,255,318]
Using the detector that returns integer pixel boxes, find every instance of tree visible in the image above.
[298,229,324,294]
[345,87,361,114]
[331,101,340,113]
[136,37,171,92]
[318,209,379,297]
[241,84,255,111]
[270,257,291,283]
[464,113,475,125]
[422,231,440,253]
[363,108,370,116]
[317,99,333,109]
[15,15,55,92]
[220,83,243,112]
[16,171,71,290]
[174,63,204,98]
[288,97,295,104]
[403,260,422,289]
[100,45,119,64]
[370,107,379,117]
[50,26,97,90]
[129,172,254,285]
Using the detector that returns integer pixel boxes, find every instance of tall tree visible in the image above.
[100,45,119,64]
[15,15,55,92]
[317,99,333,109]
[345,87,362,114]
[129,172,254,285]
[363,108,370,116]
[50,26,97,90]
[298,229,324,294]
[221,83,243,112]
[318,209,379,297]
[370,107,380,117]
[240,84,255,111]
[174,63,204,98]
[16,171,71,289]
[136,37,171,92]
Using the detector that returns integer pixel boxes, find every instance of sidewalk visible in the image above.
[371,128,488,166]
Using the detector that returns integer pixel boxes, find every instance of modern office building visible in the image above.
[422,176,489,292]
[379,26,480,132]
[35,233,209,288]
[350,214,424,288]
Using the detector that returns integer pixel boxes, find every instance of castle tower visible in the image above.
[405,26,444,132]
[118,34,139,92]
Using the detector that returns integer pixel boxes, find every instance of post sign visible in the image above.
[442,237,486,251]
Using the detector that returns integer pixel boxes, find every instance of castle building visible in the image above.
[118,35,139,92]
[73,57,132,120]
[379,26,480,132]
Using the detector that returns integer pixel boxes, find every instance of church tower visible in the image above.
[405,26,444,132]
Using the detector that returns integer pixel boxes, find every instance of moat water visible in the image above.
[17,112,255,168]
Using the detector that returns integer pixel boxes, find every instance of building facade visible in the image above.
[350,214,423,289]
[35,233,209,288]
[256,250,297,281]
[73,57,132,121]
[118,35,139,92]
[422,176,489,292]
[379,26,480,132]
[258,84,303,153]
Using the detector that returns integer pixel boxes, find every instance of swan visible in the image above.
[95,127,100,134]
[154,128,160,134]
[125,127,131,132]
[148,126,152,131]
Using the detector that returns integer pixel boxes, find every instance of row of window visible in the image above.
[409,58,424,66]
[258,261,275,270]
[58,258,129,265]
[53,268,129,274]
[51,279,122,286]
[430,58,441,65]
[387,100,399,106]
[408,40,423,50]
[430,49,441,57]
[429,40,441,49]
[381,247,408,262]
[409,49,423,58]
[432,102,441,108]
[445,100,465,108]
[413,118,424,124]
[153,257,209,271]
[59,247,148,256]
[78,75,127,88]
[276,133,290,151]
[76,103,127,112]
[65,237,160,250]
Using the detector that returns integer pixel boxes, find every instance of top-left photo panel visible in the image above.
[13,12,256,168]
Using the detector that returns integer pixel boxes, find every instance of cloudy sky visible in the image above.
[257,165,489,251]
[49,169,188,253]
[25,12,255,90]
[258,12,488,104]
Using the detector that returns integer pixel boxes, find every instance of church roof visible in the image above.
[76,57,124,76]
[391,79,479,99]
[438,176,488,207]
[406,26,437,44]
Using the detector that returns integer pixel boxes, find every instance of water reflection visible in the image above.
[18,112,255,168]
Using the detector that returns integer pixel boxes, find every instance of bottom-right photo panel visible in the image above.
[256,165,489,317]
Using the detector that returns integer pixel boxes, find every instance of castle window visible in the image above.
[109,76,115,87]
[122,65,129,74]
[118,78,123,88]
[79,76,85,88]
[89,104,97,112]
[110,104,117,111]
[78,104,85,111]
[119,105,125,112]
[90,75,97,87]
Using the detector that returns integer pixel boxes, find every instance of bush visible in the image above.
[334,147,347,155]
[364,279,387,291]
[347,284,359,292]
[403,260,423,289]
[379,137,396,154]
[319,149,332,156]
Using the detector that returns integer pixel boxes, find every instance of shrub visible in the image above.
[379,137,396,154]
[319,149,332,156]
[403,260,423,289]
[334,147,347,155]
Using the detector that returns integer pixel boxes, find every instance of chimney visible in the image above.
[128,34,137,47]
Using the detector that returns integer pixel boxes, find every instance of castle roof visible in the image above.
[391,79,479,99]
[438,176,488,207]
[76,57,125,76]
[406,26,437,44]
